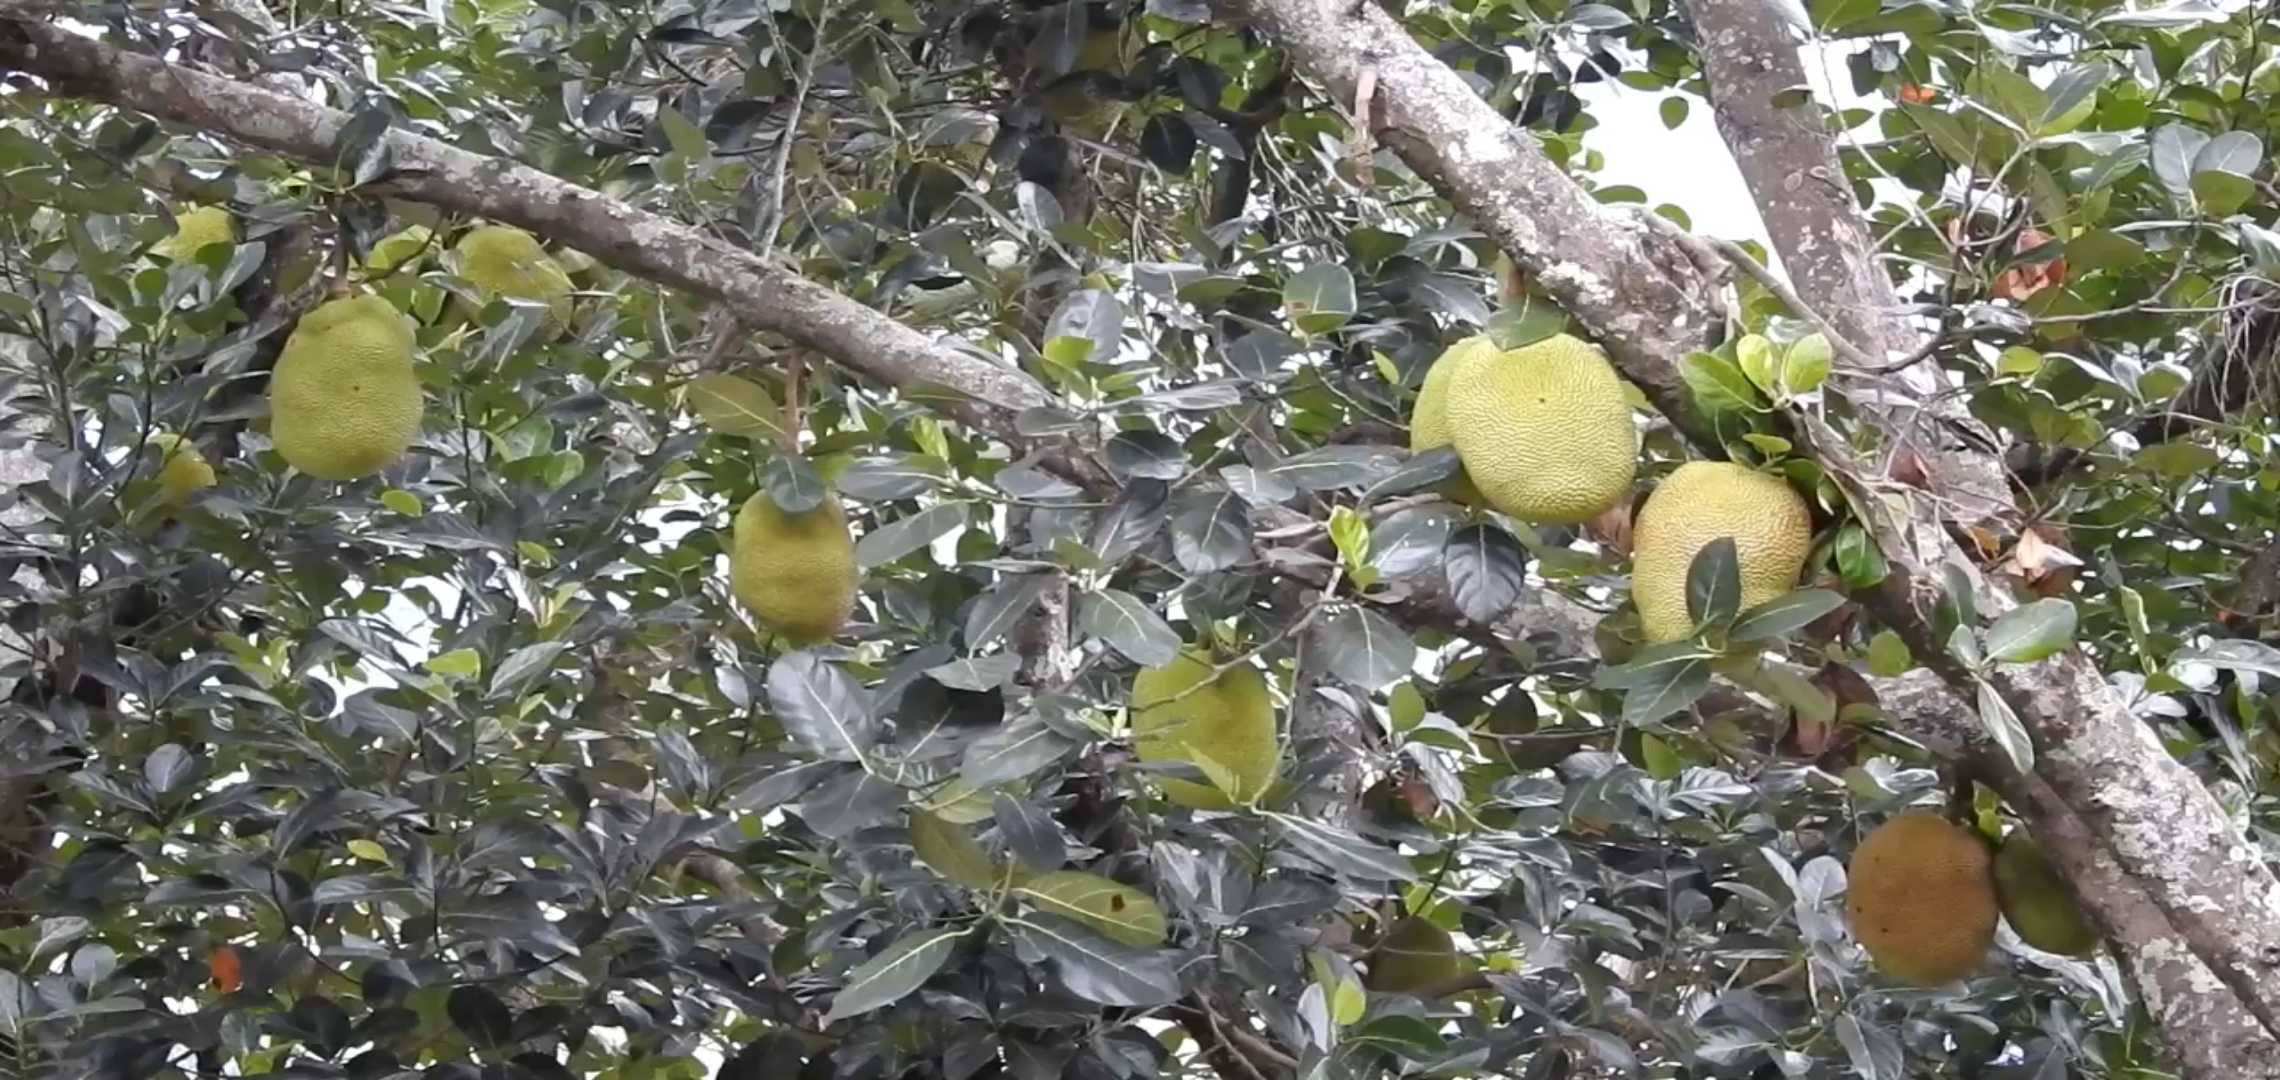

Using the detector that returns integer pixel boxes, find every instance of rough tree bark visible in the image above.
[1221,0,2280,1069]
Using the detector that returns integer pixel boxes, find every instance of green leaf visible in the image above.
[820,927,962,1025]
[1782,334,1832,395]
[424,649,483,679]
[1976,678,2035,774]
[1002,915,1180,1007]
[1735,334,1782,394]
[1621,657,1712,726]
[910,809,999,889]
[856,501,970,569]
[1595,641,1715,690]
[1265,812,1419,881]
[1485,294,1567,348]
[379,489,422,516]
[1313,607,1417,691]
[761,454,827,515]
[684,374,785,440]
[1283,263,1357,335]
[654,102,712,161]
[1983,598,2077,664]
[1659,96,1689,130]
[1014,871,1168,947]
[2132,442,2220,476]
[1680,351,1766,413]
[1996,345,2045,376]
[1638,731,1682,781]
[1866,629,1914,677]
[1832,524,1888,589]
[1078,590,1181,668]
[1727,589,1847,643]
[1685,537,1743,633]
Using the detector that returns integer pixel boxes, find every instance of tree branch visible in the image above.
[0,13,1111,492]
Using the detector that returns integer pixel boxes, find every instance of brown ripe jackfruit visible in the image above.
[1130,649,1280,810]
[1992,832,2099,957]
[1845,811,1999,986]
[452,225,575,335]
[729,489,859,643]
[267,294,424,481]
[1441,333,1637,524]
[1366,915,1464,994]
[1407,335,1498,508]
[1629,461,1813,643]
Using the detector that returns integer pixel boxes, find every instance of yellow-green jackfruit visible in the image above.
[1130,649,1279,811]
[1629,461,1812,643]
[1366,915,1464,994]
[267,294,423,481]
[147,431,215,504]
[1441,334,1636,524]
[1015,870,1168,947]
[1992,832,2099,957]
[452,225,574,335]
[729,490,859,643]
[153,205,236,262]
[1408,335,1498,507]
[1845,811,1999,986]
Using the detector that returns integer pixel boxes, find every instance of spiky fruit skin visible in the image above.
[1408,335,1499,508]
[154,206,236,262]
[1442,334,1636,524]
[729,491,859,644]
[148,432,215,504]
[453,225,574,335]
[1130,649,1279,811]
[1993,833,2100,957]
[267,295,423,481]
[1845,812,1999,986]
[1629,461,1813,643]
[1366,916,1464,993]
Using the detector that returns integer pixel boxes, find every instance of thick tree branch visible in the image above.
[0,13,1111,492]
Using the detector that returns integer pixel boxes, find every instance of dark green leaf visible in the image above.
[1976,678,2035,774]
[1283,263,1357,334]
[1170,490,1253,574]
[1444,523,1526,623]
[1684,537,1742,633]
[1002,915,1180,1006]
[447,985,513,1049]
[1078,590,1181,667]
[856,502,971,570]
[1727,589,1847,643]
[1265,813,1418,881]
[1983,598,2077,664]
[1312,607,1415,691]
[766,651,879,763]
[762,455,827,515]
[820,927,963,1024]
[1106,430,1188,480]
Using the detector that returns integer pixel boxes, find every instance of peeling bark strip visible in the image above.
[0,14,1070,468]
[1226,0,2280,1061]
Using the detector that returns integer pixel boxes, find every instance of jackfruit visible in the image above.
[1408,335,1498,507]
[147,432,215,504]
[1366,916,1464,994]
[1992,832,2099,957]
[1441,333,1636,524]
[267,294,423,481]
[729,489,859,643]
[1629,461,1813,643]
[1015,870,1168,947]
[1844,811,1999,986]
[1130,649,1279,811]
[153,205,235,262]
[452,225,574,335]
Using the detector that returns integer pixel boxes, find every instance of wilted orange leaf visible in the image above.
[1898,83,1938,104]
[210,944,241,993]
